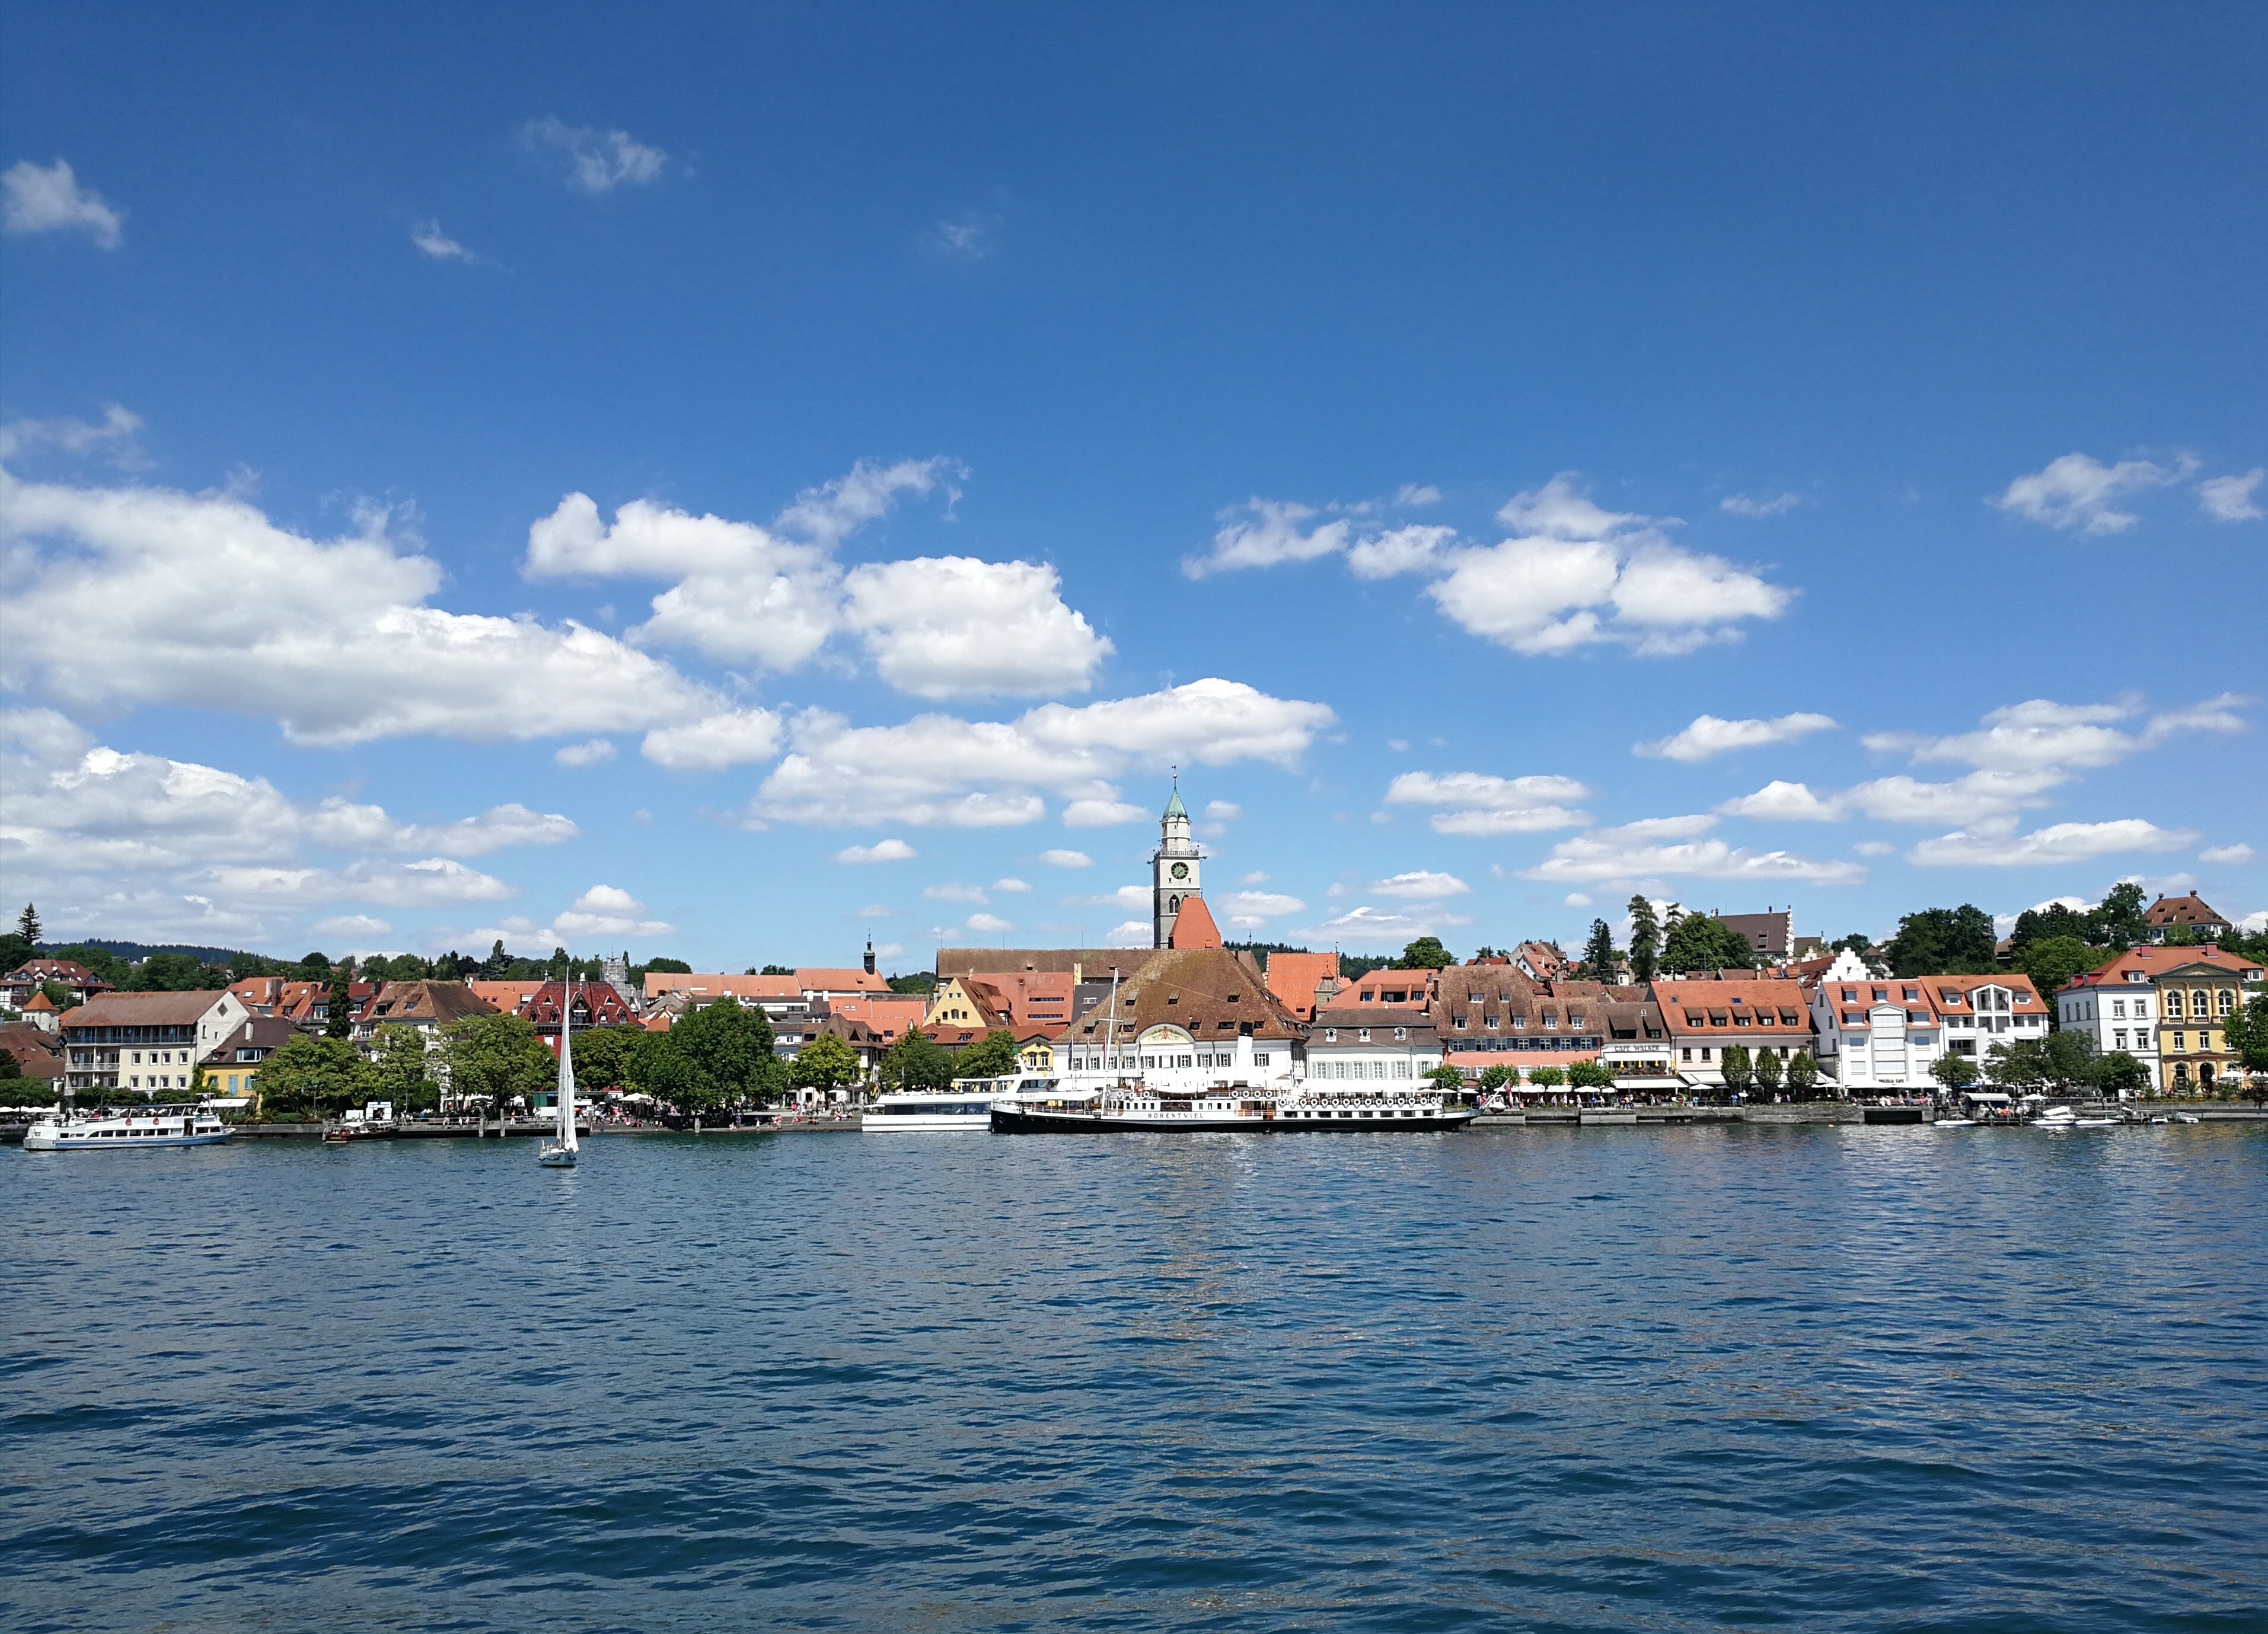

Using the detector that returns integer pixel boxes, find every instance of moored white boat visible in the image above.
[862,1083,1007,1131]
[989,1077,1476,1132]
[24,1104,229,1151]
[537,962,579,1169]
[1933,1117,1976,1128]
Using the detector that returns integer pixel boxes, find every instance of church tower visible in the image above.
[1151,778,1202,948]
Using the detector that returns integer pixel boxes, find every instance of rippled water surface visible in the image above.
[5,1124,2266,1632]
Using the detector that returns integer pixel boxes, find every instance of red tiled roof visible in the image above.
[1264,952,1341,1022]
[1168,895,1223,950]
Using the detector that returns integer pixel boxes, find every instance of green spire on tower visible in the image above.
[1162,777,1186,821]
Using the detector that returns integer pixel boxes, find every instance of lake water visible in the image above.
[4,1124,2265,1632]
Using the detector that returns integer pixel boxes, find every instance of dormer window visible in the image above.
[1357,1028,1371,1043]
[1325,1028,1336,1042]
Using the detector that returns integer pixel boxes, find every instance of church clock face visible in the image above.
[1170,862,1189,880]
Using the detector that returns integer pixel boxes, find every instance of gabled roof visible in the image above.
[639,972,801,1003]
[1051,947,1299,1044]
[1264,952,1341,1022]
[60,990,238,1028]
[2145,892,2229,928]
[1654,976,1814,1035]
[937,948,1169,981]
[1167,895,1223,950]
[1350,968,1439,1004]
[2062,944,2264,988]
[795,967,892,995]
[368,981,497,1026]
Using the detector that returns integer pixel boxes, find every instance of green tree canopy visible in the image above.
[1581,919,1618,981]
[1720,1043,1753,1097]
[1400,937,1454,971]
[1425,1064,1467,1095]
[2041,1028,2100,1093]
[367,1025,437,1113]
[955,1030,1023,1078]
[886,1026,956,1092]
[259,1035,371,1118]
[1983,1038,2049,1094]
[442,1012,554,1113]
[1930,1052,1982,1093]
[790,1032,860,1094]
[1787,1049,1820,1097]
[1661,915,1757,974]
[1568,1058,1613,1089]
[2096,1051,2150,1100]
[2018,936,2112,1011]
[571,1025,640,1094]
[671,996,779,1104]
[1528,1065,1566,1087]
[627,1029,703,1112]
[1627,896,1661,984]
[1886,905,1998,977]
[1477,1064,1515,1092]
[1754,1048,1784,1096]
[17,903,40,944]
[643,956,693,975]
[2224,994,2268,1106]
[2097,882,2149,950]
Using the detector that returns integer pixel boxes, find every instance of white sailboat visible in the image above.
[538,966,579,1169]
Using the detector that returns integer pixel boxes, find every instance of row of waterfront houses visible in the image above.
[3,933,2259,1106]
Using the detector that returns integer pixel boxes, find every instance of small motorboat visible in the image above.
[2173,1112,2202,1124]
[2032,1105,2078,1127]
[1932,1117,1976,1128]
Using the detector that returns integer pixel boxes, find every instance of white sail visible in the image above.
[557,970,578,1153]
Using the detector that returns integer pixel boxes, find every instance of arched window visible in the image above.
[2218,990,2234,1015]
[1168,895,1179,913]
[2193,990,2210,1017]
[2173,1061,2190,1085]
[2166,990,2185,1018]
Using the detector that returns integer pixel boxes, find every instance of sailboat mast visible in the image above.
[558,958,578,1151]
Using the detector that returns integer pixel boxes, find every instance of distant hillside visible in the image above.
[40,939,253,966]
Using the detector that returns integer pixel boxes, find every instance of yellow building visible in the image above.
[2153,949,2264,1095]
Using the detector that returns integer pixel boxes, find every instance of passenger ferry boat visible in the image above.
[863,1083,1017,1131]
[24,1103,231,1151]
[990,1078,1476,1132]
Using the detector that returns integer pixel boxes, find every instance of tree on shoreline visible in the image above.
[1755,1048,1784,1099]
[1719,1044,1753,1100]
[1627,897,1661,985]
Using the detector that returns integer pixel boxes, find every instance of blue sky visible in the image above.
[4,2,2263,969]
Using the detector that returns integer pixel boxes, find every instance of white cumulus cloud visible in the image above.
[2199,470,2264,522]
[1369,871,1470,899]
[554,738,617,767]
[2,159,125,247]
[1303,905,1471,948]
[410,219,477,261]
[748,679,1332,829]
[639,709,784,771]
[1992,452,2192,534]
[1520,815,1864,886]
[1,468,719,746]
[1720,492,1803,517]
[1383,770,1591,835]
[2199,843,2254,865]
[520,117,668,193]
[1907,818,2199,868]
[966,912,1013,934]
[1635,711,1838,762]
[1040,848,1092,869]
[837,838,917,864]
[841,556,1111,699]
